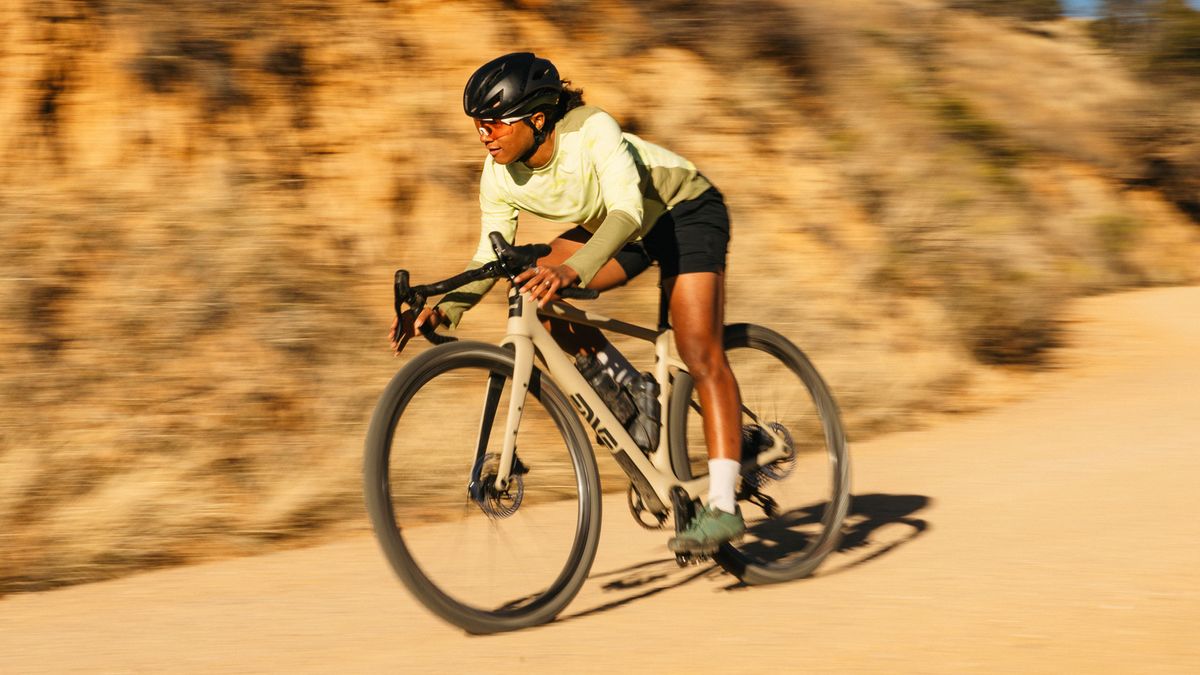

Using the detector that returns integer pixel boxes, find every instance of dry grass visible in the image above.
[1,0,1199,593]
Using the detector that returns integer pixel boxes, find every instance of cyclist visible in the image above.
[389,52,745,554]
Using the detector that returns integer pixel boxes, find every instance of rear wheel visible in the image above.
[669,324,850,583]
[364,342,601,633]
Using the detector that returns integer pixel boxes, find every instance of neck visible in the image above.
[524,129,556,169]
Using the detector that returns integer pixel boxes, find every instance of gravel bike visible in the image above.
[364,232,850,634]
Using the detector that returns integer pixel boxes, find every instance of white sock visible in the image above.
[595,342,638,386]
[707,458,740,514]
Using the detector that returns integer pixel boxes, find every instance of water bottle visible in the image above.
[574,354,636,425]
[625,373,661,454]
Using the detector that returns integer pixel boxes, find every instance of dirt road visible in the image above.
[3,286,1199,673]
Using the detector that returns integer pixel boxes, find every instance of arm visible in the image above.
[562,112,645,287]
[435,166,519,328]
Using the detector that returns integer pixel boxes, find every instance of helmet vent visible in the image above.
[464,52,562,119]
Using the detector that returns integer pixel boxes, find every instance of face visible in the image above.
[472,112,543,165]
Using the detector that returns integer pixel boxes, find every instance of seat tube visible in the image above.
[495,288,535,489]
[652,330,675,473]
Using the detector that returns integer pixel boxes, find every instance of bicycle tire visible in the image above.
[364,341,601,633]
[668,324,850,584]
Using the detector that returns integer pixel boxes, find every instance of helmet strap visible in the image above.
[518,117,548,164]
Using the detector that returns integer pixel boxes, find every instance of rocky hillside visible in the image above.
[2,0,1198,592]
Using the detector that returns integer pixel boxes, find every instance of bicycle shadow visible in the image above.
[553,492,932,624]
[723,492,932,587]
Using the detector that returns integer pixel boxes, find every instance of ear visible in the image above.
[531,111,547,131]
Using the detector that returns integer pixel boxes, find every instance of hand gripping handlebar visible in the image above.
[393,232,599,345]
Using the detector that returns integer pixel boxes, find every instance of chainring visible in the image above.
[627,484,669,530]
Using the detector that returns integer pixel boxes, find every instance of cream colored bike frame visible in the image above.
[491,286,789,516]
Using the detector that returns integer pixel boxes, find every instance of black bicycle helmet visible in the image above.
[463,52,562,120]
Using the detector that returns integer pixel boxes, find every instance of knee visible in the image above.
[676,337,727,382]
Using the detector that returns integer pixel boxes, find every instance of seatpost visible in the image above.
[656,282,671,332]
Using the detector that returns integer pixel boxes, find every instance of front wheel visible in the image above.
[364,342,601,634]
[669,324,850,584]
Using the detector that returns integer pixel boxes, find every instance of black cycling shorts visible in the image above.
[641,186,730,279]
[559,186,730,282]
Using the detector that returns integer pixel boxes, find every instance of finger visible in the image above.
[519,271,535,292]
[522,274,546,295]
[539,280,559,307]
[515,266,541,285]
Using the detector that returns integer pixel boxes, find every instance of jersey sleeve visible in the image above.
[434,166,517,329]
[472,164,519,264]
[562,112,644,287]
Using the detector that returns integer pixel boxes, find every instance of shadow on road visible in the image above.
[556,492,931,623]
[725,492,932,584]
[558,558,723,624]
[818,492,932,576]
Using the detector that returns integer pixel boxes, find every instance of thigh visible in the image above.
[541,226,651,292]
[665,271,726,363]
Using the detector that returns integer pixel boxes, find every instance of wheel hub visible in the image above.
[475,452,525,519]
[758,422,796,480]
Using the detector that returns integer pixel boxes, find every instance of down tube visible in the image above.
[530,330,694,513]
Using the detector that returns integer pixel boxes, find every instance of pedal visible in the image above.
[674,551,710,567]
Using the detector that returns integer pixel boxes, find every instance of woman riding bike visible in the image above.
[388,52,745,554]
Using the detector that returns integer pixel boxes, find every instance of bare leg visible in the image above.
[665,272,742,462]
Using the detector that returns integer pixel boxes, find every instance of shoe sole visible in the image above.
[667,530,745,556]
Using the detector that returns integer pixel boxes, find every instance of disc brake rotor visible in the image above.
[477,452,524,519]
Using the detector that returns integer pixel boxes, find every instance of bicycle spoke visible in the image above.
[669,325,849,583]
[364,343,601,631]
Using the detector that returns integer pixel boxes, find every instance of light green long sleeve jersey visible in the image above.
[437,105,711,327]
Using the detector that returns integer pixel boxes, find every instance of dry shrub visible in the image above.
[948,0,1063,22]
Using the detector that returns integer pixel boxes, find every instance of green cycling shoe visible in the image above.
[667,504,746,555]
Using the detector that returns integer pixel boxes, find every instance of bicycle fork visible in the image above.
[468,334,535,503]
[467,371,507,503]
